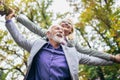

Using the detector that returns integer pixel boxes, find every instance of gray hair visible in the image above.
[47,24,61,32]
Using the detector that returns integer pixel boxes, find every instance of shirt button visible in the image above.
[50,77,52,80]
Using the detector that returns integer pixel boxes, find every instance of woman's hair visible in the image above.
[59,18,75,40]
[59,18,74,34]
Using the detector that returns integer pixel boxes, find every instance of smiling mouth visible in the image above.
[56,33,63,38]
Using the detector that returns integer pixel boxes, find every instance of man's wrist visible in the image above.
[110,55,116,62]
[110,55,119,63]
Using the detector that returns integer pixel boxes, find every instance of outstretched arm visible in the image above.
[67,35,120,62]
[75,43,112,60]
[5,11,33,52]
[77,52,114,66]
[16,14,47,37]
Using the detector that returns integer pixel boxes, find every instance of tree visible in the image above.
[68,0,120,80]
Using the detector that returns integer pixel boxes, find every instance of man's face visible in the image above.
[60,21,73,36]
[47,25,65,43]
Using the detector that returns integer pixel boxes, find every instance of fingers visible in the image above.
[111,54,120,63]
[5,8,15,20]
[114,54,120,63]
[8,8,15,16]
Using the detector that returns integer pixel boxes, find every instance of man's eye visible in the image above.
[56,27,60,30]
[62,25,65,28]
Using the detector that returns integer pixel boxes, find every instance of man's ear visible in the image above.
[46,31,51,38]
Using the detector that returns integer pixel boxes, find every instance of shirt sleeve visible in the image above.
[16,14,47,37]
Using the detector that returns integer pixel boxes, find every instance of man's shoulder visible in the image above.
[30,38,47,51]
[35,37,47,42]
[62,45,77,51]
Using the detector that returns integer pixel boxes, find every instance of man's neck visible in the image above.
[48,39,60,48]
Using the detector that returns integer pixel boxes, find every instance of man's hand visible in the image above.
[114,54,120,63]
[111,54,120,63]
[5,8,15,20]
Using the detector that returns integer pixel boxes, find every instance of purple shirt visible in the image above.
[27,42,71,80]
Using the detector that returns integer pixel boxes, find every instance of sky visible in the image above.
[50,0,120,13]
[114,0,120,7]
[49,0,80,24]
[50,0,70,13]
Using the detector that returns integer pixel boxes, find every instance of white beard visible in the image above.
[50,33,66,45]
[53,35,65,44]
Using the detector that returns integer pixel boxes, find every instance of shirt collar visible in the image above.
[46,42,63,51]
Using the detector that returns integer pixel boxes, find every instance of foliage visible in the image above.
[69,0,120,80]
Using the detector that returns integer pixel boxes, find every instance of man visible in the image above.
[5,10,120,80]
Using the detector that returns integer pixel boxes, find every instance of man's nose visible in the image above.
[59,29,64,34]
[59,30,63,33]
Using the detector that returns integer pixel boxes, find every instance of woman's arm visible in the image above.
[16,14,47,37]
